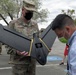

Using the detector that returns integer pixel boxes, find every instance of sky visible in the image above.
[38,0,76,29]
[0,0,76,30]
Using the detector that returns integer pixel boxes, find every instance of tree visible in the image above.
[0,0,49,23]
[61,9,76,24]
[32,0,49,22]
[0,0,20,20]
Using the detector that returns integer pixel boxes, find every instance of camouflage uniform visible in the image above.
[8,17,39,75]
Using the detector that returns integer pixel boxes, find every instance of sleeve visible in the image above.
[9,20,15,29]
[35,23,39,32]
[69,40,76,75]
[31,19,39,32]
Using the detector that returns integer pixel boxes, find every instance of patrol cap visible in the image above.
[23,0,37,12]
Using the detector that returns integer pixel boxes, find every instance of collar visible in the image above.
[68,31,76,46]
[18,17,32,27]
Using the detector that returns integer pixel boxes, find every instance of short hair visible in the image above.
[51,14,74,30]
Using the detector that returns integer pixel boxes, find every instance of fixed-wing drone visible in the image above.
[0,24,56,65]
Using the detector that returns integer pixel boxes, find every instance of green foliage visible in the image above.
[61,9,76,24]
[0,0,49,22]
[33,9,49,22]
[0,0,20,19]
[31,0,49,22]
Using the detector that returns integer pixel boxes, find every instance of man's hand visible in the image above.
[17,50,29,56]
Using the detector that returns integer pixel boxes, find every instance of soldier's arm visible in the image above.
[9,20,15,29]
[36,23,39,32]
[32,20,39,33]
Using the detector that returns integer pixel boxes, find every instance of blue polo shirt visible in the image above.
[68,31,76,75]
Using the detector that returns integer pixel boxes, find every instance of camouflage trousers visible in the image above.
[12,63,36,75]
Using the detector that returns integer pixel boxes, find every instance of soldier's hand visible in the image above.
[17,50,29,56]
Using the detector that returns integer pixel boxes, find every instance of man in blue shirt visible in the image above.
[51,14,76,75]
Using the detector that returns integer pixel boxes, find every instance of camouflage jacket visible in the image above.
[8,17,39,64]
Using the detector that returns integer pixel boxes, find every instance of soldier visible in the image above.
[7,0,39,75]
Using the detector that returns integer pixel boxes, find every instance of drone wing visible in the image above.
[30,24,56,65]
[40,24,56,49]
[0,24,56,65]
[0,24,31,52]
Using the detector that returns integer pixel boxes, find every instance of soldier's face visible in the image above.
[22,7,33,20]
[22,7,28,16]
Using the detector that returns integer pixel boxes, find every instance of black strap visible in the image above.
[67,61,69,70]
